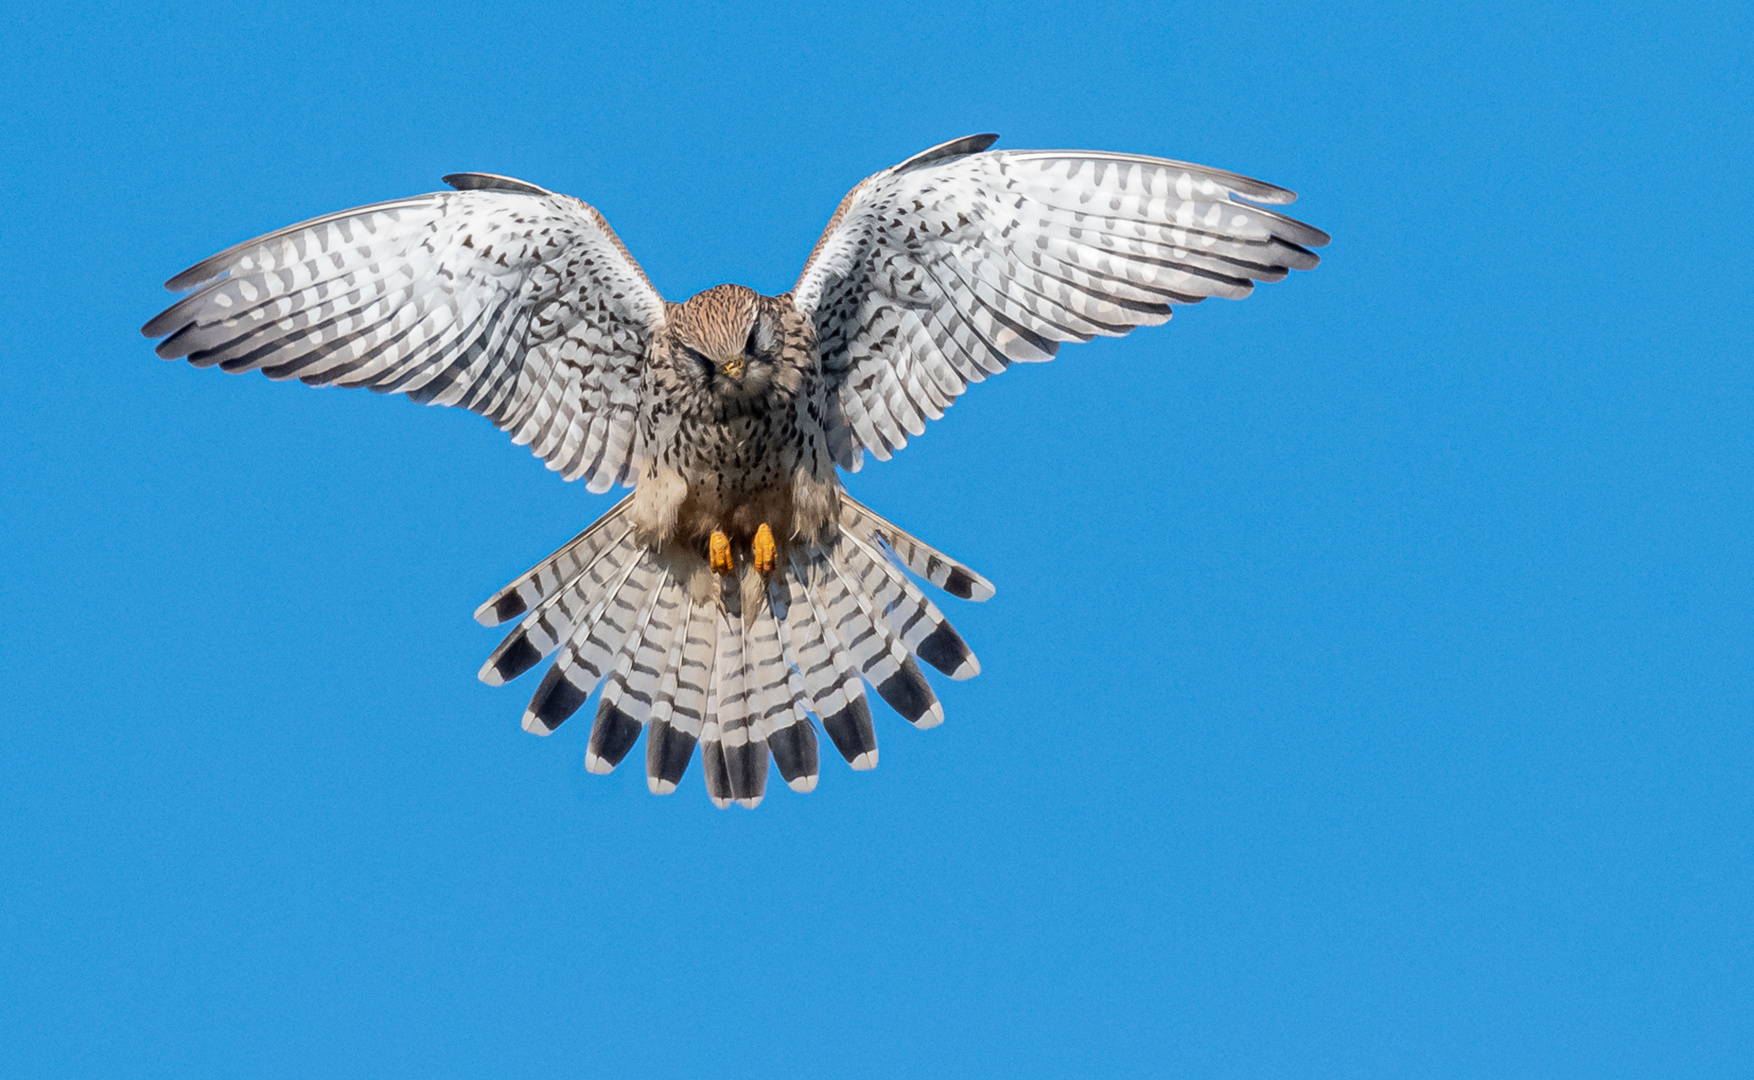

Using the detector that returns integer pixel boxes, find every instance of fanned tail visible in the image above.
[475,493,991,806]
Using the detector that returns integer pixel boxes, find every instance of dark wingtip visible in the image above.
[164,260,226,293]
[893,133,1002,173]
[441,172,552,196]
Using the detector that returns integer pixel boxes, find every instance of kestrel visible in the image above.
[143,134,1328,807]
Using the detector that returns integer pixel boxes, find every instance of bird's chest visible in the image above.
[666,398,800,496]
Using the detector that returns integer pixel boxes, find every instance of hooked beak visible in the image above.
[718,356,746,379]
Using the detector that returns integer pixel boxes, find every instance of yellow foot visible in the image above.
[709,529,733,576]
[753,523,777,575]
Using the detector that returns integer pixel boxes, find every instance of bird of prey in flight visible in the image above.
[144,133,1328,807]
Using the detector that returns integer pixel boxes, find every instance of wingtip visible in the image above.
[521,711,555,736]
[893,133,1002,173]
[787,774,819,794]
[648,777,679,795]
[441,172,553,196]
[163,265,222,293]
[849,750,878,771]
[584,751,616,775]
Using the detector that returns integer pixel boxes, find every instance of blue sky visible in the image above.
[2,1,1749,1076]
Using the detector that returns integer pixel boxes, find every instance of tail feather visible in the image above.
[643,591,700,794]
[777,554,878,769]
[473,494,637,625]
[648,592,714,794]
[715,593,768,808]
[840,495,995,602]
[839,528,980,680]
[473,489,994,805]
[700,606,733,808]
[479,529,640,687]
[754,593,819,793]
[811,548,944,729]
[521,557,663,734]
[586,574,682,774]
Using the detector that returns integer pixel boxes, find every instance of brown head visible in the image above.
[667,284,783,397]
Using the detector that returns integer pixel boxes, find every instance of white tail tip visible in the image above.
[521,712,554,736]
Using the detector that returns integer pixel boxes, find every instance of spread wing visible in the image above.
[143,175,666,493]
[792,134,1331,469]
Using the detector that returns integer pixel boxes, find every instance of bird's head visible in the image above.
[671,284,780,399]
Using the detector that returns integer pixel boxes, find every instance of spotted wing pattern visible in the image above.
[143,175,666,493]
[792,134,1332,469]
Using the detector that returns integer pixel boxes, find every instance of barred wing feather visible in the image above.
[793,134,1330,469]
[143,177,665,494]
